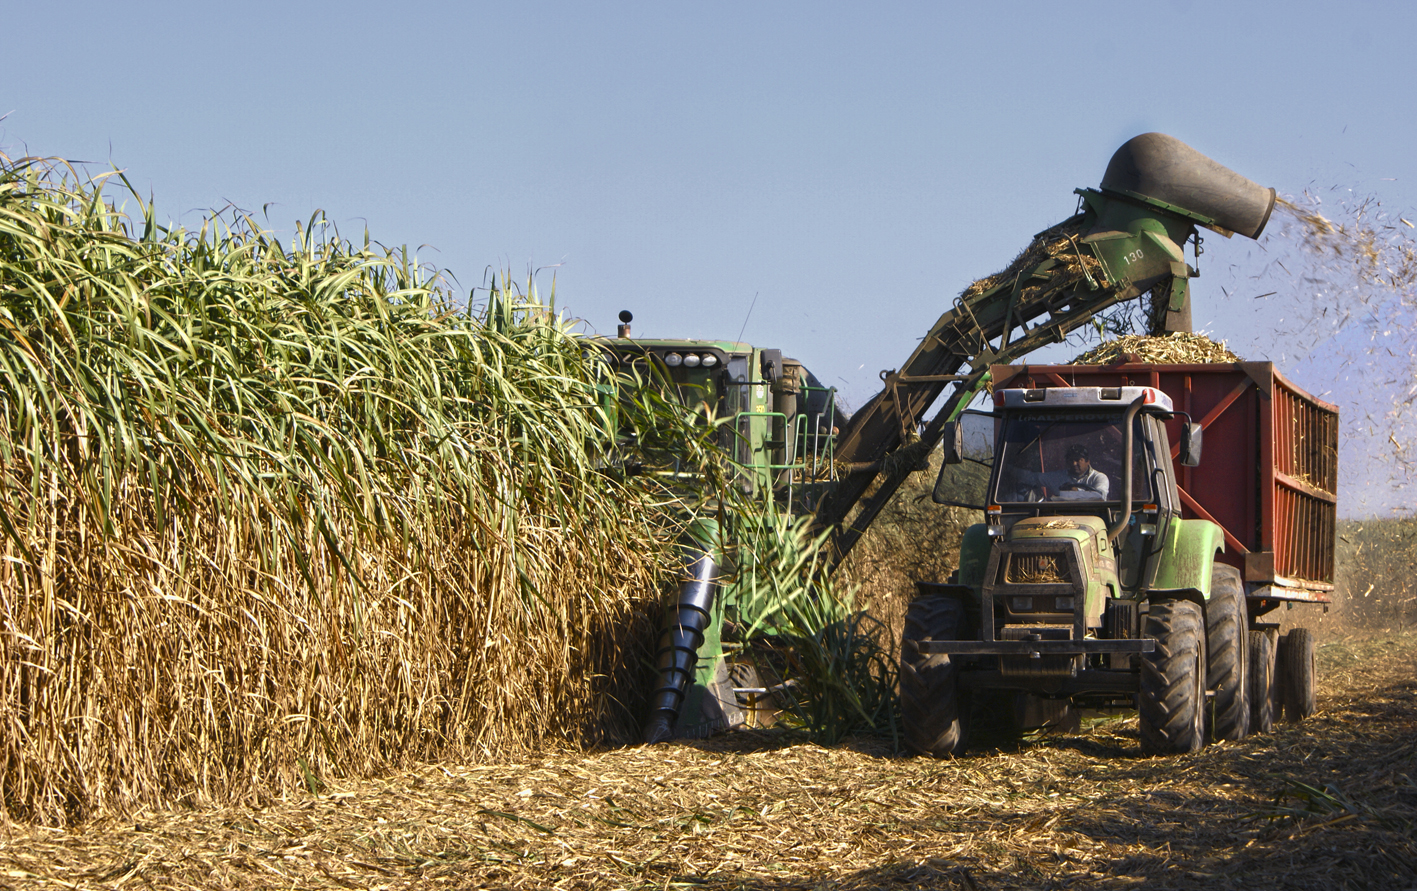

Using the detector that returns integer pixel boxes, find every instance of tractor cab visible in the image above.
[937,385,1203,597]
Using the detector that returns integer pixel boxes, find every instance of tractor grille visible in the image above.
[999,625,1077,679]
[1007,552,1067,584]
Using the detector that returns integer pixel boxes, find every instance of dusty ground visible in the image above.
[1,633,1413,891]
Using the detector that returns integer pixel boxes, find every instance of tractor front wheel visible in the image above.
[1139,599,1206,755]
[901,596,970,757]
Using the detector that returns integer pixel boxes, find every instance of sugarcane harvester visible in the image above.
[587,319,843,743]
[641,133,1315,748]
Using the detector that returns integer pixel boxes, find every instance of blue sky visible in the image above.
[4,1,1414,515]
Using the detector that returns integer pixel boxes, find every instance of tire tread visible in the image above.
[1280,628,1317,722]
[1247,629,1275,734]
[1139,599,1206,755]
[1205,565,1250,741]
[900,597,969,757]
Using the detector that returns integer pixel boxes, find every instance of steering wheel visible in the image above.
[1016,482,1047,502]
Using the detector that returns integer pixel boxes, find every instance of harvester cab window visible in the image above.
[996,414,1152,505]
[634,355,720,420]
[667,370,717,420]
[723,355,755,466]
[610,350,723,422]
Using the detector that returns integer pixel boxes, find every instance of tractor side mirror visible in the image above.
[1179,422,1203,467]
[933,411,995,509]
[941,420,964,465]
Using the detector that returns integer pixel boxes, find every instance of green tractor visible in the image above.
[912,362,1334,756]
[911,384,1226,754]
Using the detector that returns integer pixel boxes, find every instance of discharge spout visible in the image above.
[1100,132,1276,239]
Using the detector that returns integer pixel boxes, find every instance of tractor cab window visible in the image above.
[994,412,1152,505]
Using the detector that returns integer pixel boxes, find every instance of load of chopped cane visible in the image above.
[1071,331,1241,365]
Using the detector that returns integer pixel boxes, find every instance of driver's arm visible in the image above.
[1016,468,1044,486]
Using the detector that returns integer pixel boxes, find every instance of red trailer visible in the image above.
[991,362,1338,608]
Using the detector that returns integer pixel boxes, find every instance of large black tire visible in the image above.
[1204,565,1250,741]
[901,596,969,757]
[1280,628,1317,722]
[1247,629,1276,734]
[1271,629,1287,717]
[1139,599,1207,755]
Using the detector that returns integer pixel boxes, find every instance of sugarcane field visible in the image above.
[0,130,1413,891]
[6,9,1417,885]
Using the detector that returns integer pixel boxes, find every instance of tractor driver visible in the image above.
[1015,444,1110,501]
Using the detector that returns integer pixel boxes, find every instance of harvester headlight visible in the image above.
[683,353,702,367]
[700,354,718,367]
[1010,596,1033,612]
[664,353,683,367]
[1055,596,1075,611]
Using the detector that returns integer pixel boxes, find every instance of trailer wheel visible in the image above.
[1139,599,1206,755]
[901,596,969,757]
[1279,628,1317,722]
[1271,629,1287,716]
[1247,630,1276,734]
[1204,565,1249,741]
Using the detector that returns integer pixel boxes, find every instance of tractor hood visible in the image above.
[1008,516,1110,546]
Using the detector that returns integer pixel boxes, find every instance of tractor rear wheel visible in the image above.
[1247,629,1276,734]
[1205,565,1250,741]
[901,596,970,757]
[1280,628,1317,722]
[1139,598,1206,755]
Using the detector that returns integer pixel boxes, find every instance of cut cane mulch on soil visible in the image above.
[4,633,1412,890]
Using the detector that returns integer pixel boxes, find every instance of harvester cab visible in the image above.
[591,311,839,501]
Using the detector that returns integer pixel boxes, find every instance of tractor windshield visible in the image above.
[994,412,1153,505]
